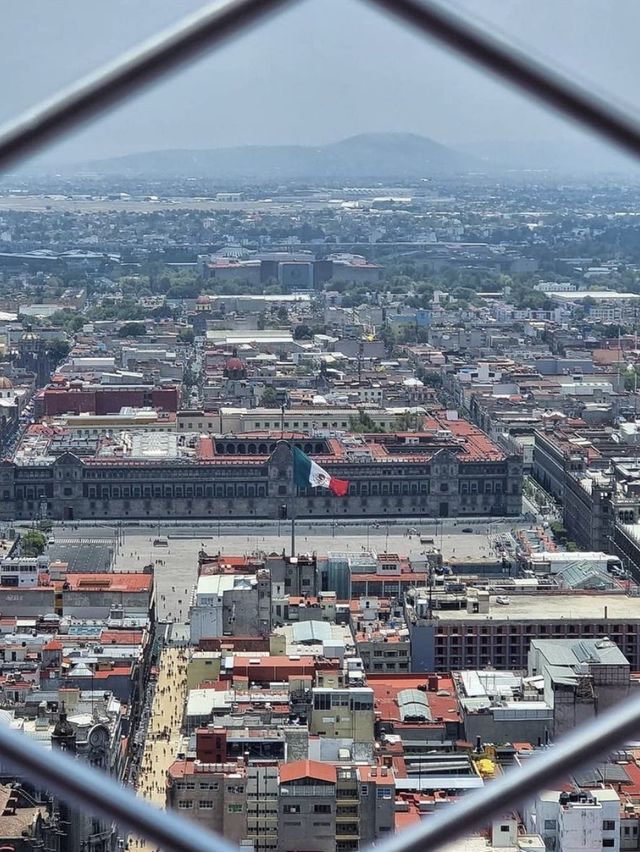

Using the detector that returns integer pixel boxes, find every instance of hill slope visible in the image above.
[75,133,476,179]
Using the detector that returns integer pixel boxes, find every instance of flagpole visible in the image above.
[290,444,298,559]
[291,489,296,558]
[287,436,296,558]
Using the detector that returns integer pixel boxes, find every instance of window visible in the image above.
[177,801,193,809]
[544,820,556,831]
[314,693,331,711]
[361,786,368,796]
[602,840,615,848]
[377,788,392,799]
[603,821,615,831]
[227,804,243,813]
[314,804,331,814]
[500,825,510,833]
[283,805,300,814]
[199,801,214,809]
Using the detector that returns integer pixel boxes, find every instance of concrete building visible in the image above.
[277,760,394,852]
[525,789,620,852]
[404,590,640,670]
[165,759,249,844]
[454,669,553,746]
[528,638,635,737]
[60,572,154,620]
[189,572,271,644]
[309,687,375,744]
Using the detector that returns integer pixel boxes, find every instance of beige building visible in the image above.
[310,687,374,743]
[177,406,404,435]
[186,651,221,690]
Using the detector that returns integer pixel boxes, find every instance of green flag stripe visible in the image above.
[293,446,312,488]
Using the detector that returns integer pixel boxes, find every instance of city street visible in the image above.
[129,646,188,850]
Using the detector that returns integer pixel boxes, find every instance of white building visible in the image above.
[189,573,270,644]
[526,789,620,852]
[0,557,48,588]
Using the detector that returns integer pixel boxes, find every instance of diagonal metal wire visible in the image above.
[0,718,235,852]
[0,0,638,849]
[0,0,299,171]
[1,686,640,851]
[375,691,640,852]
[1,0,640,170]
[367,0,640,161]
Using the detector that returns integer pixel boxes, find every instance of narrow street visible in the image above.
[129,646,188,850]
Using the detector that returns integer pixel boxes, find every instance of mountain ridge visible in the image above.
[70,132,477,179]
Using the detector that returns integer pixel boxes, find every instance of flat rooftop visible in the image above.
[434,593,640,622]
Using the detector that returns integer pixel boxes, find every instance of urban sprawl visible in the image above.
[0,174,640,851]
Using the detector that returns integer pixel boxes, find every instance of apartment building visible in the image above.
[528,638,634,737]
[189,571,271,644]
[354,626,412,673]
[277,760,395,852]
[165,759,248,844]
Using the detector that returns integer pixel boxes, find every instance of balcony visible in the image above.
[336,811,360,822]
[336,829,360,841]
[336,793,359,804]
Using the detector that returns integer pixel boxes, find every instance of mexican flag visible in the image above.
[293,446,349,496]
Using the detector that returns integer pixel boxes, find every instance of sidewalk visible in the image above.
[128,646,188,850]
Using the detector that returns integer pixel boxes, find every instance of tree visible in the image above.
[46,338,71,365]
[293,324,313,340]
[21,530,46,557]
[349,411,385,433]
[261,386,279,407]
[117,322,146,338]
[396,411,422,431]
[49,310,84,334]
[178,328,195,344]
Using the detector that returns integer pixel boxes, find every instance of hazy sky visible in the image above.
[1,0,639,163]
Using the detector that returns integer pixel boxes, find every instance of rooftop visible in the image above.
[62,573,152,593]
[431,593,640,622]
[279,760,336,785]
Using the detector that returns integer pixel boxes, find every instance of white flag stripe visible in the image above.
[308,458,332,489]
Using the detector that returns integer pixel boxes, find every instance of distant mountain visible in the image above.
[71,133,477,179]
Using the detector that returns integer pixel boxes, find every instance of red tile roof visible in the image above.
[100,630,144,645]
[279,760,336,784]
[63,573,152,592]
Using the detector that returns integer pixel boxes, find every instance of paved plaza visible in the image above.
[112,527,513,619]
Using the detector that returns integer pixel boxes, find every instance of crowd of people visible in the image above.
[128,645,189,851]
